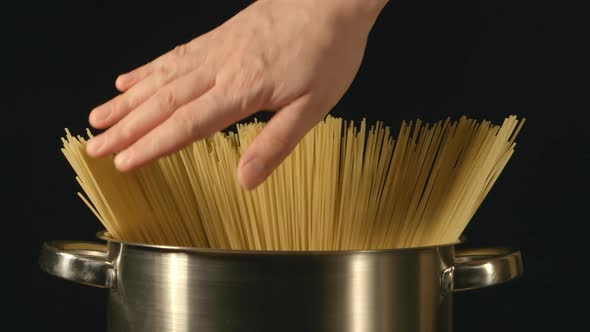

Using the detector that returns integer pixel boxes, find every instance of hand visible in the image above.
[86,0,388,189]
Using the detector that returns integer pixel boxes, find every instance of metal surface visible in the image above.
[452,248,524,291]
[39,241,115,288]
[39,234,523,332]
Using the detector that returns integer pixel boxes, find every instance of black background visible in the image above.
[3,1,588,331]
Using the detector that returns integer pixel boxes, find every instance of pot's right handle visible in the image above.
[451,247,523,292]
[39,241,116,288]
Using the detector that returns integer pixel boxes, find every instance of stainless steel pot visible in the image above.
[39,231,523,332]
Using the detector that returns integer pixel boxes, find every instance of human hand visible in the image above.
[86,0,388,189]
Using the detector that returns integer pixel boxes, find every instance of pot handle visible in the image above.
[451,247,523,292]
[39,241,116,288]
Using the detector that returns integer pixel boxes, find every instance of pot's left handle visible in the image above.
[39,241,116,288]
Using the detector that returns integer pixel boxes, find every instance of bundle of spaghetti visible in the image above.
[60,115,524,250]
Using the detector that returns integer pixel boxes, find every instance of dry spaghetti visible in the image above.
[61,115,524,250]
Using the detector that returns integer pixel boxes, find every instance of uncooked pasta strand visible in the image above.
[60,115,523,250]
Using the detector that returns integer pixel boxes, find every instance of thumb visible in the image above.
[237,95,321,190]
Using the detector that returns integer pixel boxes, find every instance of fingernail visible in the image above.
[86,136,105,157]
[114,151,132,170]
[90,107,112,124]
[238,158,266,190]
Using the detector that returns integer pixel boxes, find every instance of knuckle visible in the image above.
[154,61,178,85]
[225,57,271,113]
[124,92,139,109]
[143,60,157,76]
[243,59,267,90]
[110,96,129,115]
[118,123,134,142]
[154,89,176,110]
[171,44,189,57]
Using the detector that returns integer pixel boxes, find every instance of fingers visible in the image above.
[112,85,249,171]
[115,63,152,92]
[88,77,160,129]
[90,44,204,129]
[85,66,216,158]
[237,95,319,190]
[114,43,201,92]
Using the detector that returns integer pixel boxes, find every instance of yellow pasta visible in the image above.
[60,115,524,250]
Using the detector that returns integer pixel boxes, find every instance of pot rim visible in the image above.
[97,230,463,256]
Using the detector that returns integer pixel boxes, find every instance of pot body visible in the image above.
[39,235,523,332]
